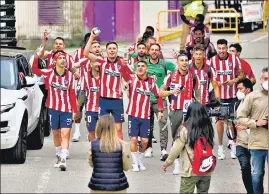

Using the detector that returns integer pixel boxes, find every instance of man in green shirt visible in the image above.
[134,43,175,160]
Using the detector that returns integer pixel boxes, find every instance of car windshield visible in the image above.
[0,58,17,90]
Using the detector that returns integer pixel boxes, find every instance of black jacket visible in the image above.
[88,139,129,191]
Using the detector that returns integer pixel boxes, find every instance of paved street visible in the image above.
[1,29,268,193]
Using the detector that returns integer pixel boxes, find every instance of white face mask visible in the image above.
[236,91,245,100]
[262,81,268,91]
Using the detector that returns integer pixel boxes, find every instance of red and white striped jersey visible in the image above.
[32,56,77,113]
[240,58,255,80]
[124,75,163,119]
[45,50,74,70]
[73,47,85,63]
[189,24,210,42]
[210,53,242,99]
[96,57,132,99]
[189,63,217,105]
[163,69,199,111]
[81,70,100,112]
[186,41,216,60]
[75,57,91,86]
[128,57,139,71]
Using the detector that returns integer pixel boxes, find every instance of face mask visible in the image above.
[236,91,245,100]
[262,81,268,91]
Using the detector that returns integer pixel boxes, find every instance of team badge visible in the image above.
[228,62,233,66]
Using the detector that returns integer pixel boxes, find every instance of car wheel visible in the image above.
[44,107,51,137]
[5,114,27,164]
[245,22,255,32]
[27,109,45,150]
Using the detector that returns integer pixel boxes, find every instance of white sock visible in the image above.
[131,152,138,165]
[218,145,223,149]
[55,146,62,156]
[138,152,144,163]
[61,149,68,160]
[74,123,80,134]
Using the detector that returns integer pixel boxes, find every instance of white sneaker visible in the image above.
[72,132,81,142]
[66,150,69,159]
[230,143,237,159]
[230,151,237,159]
[132,163,139,172]
[218,146,226,160]
[160,149,168,161]
[138,152,146,171]
[173,159,180,175]
[144,147,153,158]
[59,158,67,171]
[53,155,61,168]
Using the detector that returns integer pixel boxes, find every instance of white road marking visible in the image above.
[250,34,268,43]
[35,170,51,193]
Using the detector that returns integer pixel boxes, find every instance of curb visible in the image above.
[159,30,182,41]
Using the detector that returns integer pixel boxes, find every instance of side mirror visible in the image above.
[22,76,36,87]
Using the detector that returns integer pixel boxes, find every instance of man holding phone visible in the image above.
[160,52,199,174]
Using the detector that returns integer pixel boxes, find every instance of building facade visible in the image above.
[14,0,184,43]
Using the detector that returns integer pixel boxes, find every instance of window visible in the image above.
[20,57,32,77]
[38,1,64,25]
[17,57,31,77]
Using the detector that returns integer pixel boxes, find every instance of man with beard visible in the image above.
[71,33,103,142]
[210,39,245,160]
[229,43,256,85]
[134,43,175,160]
[179,3,209,51]
[83,29,133,140]
[128,26,155,55]
[184,27,216,61]
[37,31,74,70]
[128,42,147,70]
[129,36,164,60]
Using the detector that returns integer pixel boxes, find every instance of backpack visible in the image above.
[185,124,217,175]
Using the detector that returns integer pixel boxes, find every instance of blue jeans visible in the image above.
[236,146,253,194]
[250,150,268,194]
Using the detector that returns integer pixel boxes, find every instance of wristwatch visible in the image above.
[158,110,163,113]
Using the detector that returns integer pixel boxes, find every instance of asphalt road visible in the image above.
[1,29,268,193]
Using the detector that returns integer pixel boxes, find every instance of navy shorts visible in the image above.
[99,97,124,123]
[128,115,150,138]
[48,109,73,130]
[85,111,99,131]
